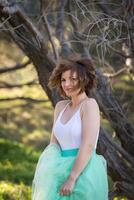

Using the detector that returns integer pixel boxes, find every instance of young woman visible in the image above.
[32,57,108,200]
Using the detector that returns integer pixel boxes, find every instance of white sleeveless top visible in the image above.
[53,101,99,150]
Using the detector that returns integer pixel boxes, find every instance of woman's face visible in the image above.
[61,70,80,97]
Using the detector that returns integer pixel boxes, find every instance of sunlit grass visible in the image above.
[0,181,31,200]
[0,138,39,184]
[0,84,48,99]
[0,97,53,149]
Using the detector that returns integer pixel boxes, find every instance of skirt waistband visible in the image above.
[61,148,79,157]
[61,148,96,157]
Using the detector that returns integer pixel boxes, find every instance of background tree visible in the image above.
[0,0,134,199]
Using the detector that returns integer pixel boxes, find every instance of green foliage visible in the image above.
[0,138,41,199]
[0,181,31,200]
[0,138,39,185]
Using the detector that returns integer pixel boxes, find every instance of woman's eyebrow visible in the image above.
[61,75,77,79]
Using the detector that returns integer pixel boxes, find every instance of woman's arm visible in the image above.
[69,98,100,182]
[50,102,59,144]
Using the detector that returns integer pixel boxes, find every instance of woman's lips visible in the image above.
[65,88,73,92]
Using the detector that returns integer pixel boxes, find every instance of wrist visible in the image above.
[69,172,78,182]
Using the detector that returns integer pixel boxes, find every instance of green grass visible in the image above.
[0,181,31,200]
[0,138,39,184]
[0,138,40,200]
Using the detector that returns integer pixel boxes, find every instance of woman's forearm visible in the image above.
[68,144,93,182]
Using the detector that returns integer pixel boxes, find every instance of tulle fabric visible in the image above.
[32,143,108,200]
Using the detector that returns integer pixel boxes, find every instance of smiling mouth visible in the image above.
[65,88,73,90]
[65,88,73,92]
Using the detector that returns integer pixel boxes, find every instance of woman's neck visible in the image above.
[70,93,88,109]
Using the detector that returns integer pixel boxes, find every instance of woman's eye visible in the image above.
[72,77,77,81]
[61,79,65,82]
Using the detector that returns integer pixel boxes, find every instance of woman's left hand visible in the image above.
[60,178,76,196]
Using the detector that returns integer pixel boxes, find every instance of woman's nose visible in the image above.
[65,80,71,87]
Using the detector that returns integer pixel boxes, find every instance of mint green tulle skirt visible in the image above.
[32,143,108,200]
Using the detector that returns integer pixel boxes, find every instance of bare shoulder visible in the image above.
[55,99,70,114]
[55,99,70,109]
[86,98,98,106]
[82,98,99,113]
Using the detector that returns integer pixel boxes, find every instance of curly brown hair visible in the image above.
[48,56,97,97]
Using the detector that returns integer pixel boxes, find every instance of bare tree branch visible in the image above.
[104,67,129,78]
[0,96,46,103]
[68,0,79,32]
[0,80,38,88]
[97,0,134,59]
[108,45,132,59]
[43,15,59,60]
[0,60,31,74]
[56,0,72,56]
[96,0,124,17]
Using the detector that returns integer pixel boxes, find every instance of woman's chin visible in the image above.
[65,92,71,96]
